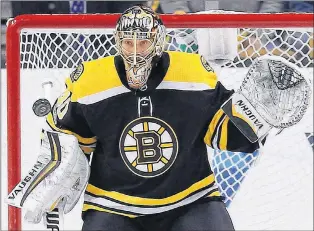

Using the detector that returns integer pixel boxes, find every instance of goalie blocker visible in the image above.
[221,56,311,143]
[6,130,90,224]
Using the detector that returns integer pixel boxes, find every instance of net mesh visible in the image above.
[20,28,313,69]
[17,25,313,230]
[211,149,260,207]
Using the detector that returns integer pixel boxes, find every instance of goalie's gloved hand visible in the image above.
[222,56,312,142]
[6,130,90,224]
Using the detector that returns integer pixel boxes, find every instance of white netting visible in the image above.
[20,27,313,69]
[16,24,313,230]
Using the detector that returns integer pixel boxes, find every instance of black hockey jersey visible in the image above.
[46,51,259,217]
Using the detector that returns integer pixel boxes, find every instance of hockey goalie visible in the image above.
[7,5,312,231]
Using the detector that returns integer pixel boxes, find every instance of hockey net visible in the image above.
[5,13,313,230]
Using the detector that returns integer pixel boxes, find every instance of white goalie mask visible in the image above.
[114,5,166,89]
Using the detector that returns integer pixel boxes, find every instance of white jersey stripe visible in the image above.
[84,185,218,215]
[78,81,212,105]
[78,86,130,105]
[157,81,212,91]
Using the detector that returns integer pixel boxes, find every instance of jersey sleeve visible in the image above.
[46,77,97,156]
[204,82,259,153]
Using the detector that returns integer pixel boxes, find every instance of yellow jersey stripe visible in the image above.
[204,109,224,146]
[206,190,221,197]
[83,204,138,218]
[46,113,97,145]
[84,184,219,215]
[86,174,215,206]
[219,117,229,150]
[80,145,95,154]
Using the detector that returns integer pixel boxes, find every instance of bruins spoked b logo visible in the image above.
[119,117,178,178]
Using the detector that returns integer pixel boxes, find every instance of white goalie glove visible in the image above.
[222,55,312,143]
[6,130,90,224]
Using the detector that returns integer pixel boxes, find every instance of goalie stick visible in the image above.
[43,201,65,231]
[34,80,63,230]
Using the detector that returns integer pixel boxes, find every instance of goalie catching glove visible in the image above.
[222,55,312,143]
[6,130,90,224]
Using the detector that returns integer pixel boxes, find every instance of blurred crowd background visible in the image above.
[1,0,313,68]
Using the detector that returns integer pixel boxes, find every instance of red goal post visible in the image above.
[6,13,314,231]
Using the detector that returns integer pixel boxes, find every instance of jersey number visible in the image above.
[55,90,71,120]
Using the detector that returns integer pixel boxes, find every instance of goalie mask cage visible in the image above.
[5,13,313,230]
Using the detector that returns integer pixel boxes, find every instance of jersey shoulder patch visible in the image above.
[70,63,84,82]
[200,56,214,73]
[68,56,123,101]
